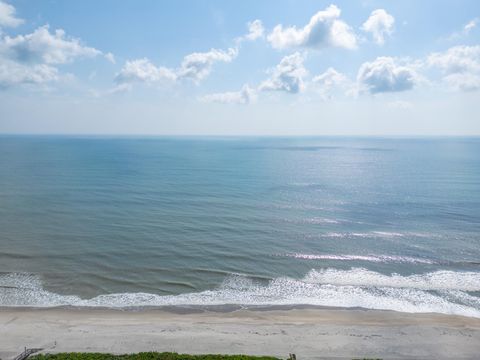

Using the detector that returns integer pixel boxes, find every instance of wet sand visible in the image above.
[1,306,480,359]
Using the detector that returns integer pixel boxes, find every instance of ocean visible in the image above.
[1,136,480,317]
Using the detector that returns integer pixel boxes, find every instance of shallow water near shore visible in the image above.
[1,136,480,316]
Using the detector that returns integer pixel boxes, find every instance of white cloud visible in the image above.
[428,45,480,74]
[464,18,478,34]
[361,9,395,45]
[259,52,307,93]
[312,67,351,99]
[445,18,478,41]
[244,20,264,41]
[0,25,111,89]
[0,25,102,64]
[114,17,259,88]
[428,45,480,91]
[235,19,265,45]
[104,52,115,64]
[0,59,57,88]
[117,47,238,85]
[267,5,356,50]
[0,1,23,28]
[443,73,480,91]
[313,67,348,88]
[90,83,131,98]
[177,47,238,82]
[115,58,177,84]
[357,56,419,93]
[200,84,257,104]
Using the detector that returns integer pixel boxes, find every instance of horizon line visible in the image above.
[1,133,480,138]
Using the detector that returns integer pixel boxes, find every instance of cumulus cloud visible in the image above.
[0,24,110,88]
[0,1,23,28]
[361,9,395,45]
[312,67,351,99]
[244,20,264,41]
[177,47,238,82]
[357,56,419,93]
[115,58,177,84]
[0,25,101,64]
[235,20,265,45]
[442,73,480,91]
[200,84,257,104]
[428,45,480,74]
[267,5,356,50]
[313,67,348,88]
[428,45,480,91]
[104,52,115,64]
[117,47,238,85]
[259,52,307,93]
[0,60,57,88]
[464,19,478,34]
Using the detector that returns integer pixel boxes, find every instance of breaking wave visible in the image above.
[1,268,480,318]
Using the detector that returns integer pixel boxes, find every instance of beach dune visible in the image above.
[1,307,479,360]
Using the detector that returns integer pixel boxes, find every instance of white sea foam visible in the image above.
[304,217,340,224]
[324,231,434,239]
[287,253,436,264]
[371,231,405,237]
[303,268,480,291]
[1,269,480,318]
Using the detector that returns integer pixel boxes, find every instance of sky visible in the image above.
[0,0,479,135]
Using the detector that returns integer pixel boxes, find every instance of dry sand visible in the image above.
[1,306,480,360]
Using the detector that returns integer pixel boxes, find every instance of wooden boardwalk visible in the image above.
[13,348,42,360]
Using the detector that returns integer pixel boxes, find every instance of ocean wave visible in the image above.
[285,253,436,264]
[303,268,480,291]
[1,269,480,318]
[302,217,341,224]
[324,232,401,238]
[323,231,436,239]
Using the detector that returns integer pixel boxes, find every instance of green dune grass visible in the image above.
[30,353,282,360]
[30,353,382,360]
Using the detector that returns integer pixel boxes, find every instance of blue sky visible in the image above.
[0,0,479,135]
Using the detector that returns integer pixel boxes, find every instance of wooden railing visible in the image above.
[13,348,42,360]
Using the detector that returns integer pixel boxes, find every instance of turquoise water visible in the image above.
[1,136,480,316]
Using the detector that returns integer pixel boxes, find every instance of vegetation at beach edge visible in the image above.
[30,353,283,360]
[30,353,382,360]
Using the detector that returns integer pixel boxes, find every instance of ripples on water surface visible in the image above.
[0,136,479,316]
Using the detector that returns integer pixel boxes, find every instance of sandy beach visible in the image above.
[1,306,479,360]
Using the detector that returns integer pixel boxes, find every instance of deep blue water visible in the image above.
[1,136,480,316]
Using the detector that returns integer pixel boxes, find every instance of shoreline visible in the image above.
[2,302,480,318]
[2,306,480,359]
[2,302,480,319]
